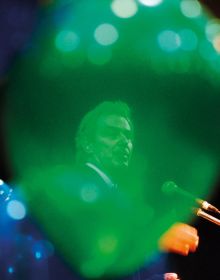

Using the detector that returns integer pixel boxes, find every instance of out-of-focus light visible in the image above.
[80,184,99,202]
[35,251,42,259]
[0,179,4,185]
[180,0,202,18]
[179,29,198,51]
[98,234,118,254]
[158,30,181,52]
[111,0,138,18]
[87,45,112,65]
[6,200,26,220]
[32,239,54,260]
[55,30,80,52]
[205,20,220,42]
[94,24,119,46]
[8,267,14,274]
[138,0,163,7]
[213,35,220,53]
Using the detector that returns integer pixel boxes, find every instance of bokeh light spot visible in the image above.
[98,234,118,254]
[55,30,80,52]
[35,251,42,259]
[8,267,14,274]
[6,200,26,220]
[138,0,163,7]
[180,0,202,18]
[179,29,198,51]
[111,0,138,18]
[0,179,3,185]
[32,239,55,259]
[94,23,119,46]
[158,30,181,52]
[80,184,99,203]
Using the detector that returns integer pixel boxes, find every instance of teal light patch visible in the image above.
[55,30,80,52]
[80,183,99,203]
[199,40,216,61]
[179,29,198,51]
[157,30,181,52]
[8,267,14,274]
[35,251,42,260]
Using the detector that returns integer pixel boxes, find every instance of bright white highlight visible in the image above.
[94,23,119,46]
[111,0,138,18]
[138,0,163,7]
[7,200,26,220]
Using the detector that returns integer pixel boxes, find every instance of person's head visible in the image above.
[75,101,134,176]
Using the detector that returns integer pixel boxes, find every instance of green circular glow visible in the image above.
[111,0,138,18]
[157,30,181,52]
[98,234,118,254]
[94,23,119,46]
[55,30,80,52]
